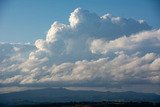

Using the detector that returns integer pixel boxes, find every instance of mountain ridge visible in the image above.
[0,88,160,104]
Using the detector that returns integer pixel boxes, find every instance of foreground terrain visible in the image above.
[0,102,160,107]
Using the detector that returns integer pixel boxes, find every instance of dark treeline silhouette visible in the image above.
[0,101,160,107]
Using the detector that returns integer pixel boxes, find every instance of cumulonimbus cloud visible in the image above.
[0,8,159,93]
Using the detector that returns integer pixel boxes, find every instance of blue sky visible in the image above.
[0,0,160,94]
[0,0,160,43]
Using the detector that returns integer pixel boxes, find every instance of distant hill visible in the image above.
[0,88,160,105]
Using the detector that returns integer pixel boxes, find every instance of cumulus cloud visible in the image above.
[1,52,160,88]
[0,42,35,71]
[43,52,160,86]
[90,29,160,54]
[0,42,35,61]
[0,8,159,93]
[30,8,152,63]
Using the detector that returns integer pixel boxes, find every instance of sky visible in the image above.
[0,0,160,43]
[0,0,160,94]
